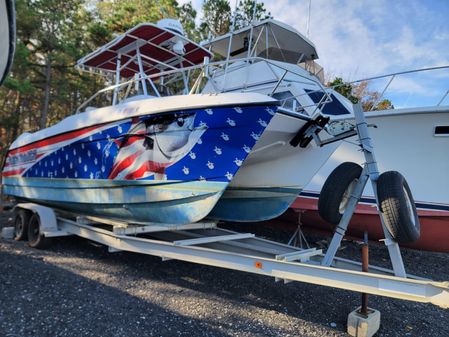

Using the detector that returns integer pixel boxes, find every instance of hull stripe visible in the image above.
[299,191,449,213]
[7,123,107,156]
[2,168,25,176]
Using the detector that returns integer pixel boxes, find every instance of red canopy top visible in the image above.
[77,23,212,78]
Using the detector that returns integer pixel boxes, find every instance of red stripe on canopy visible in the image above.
[79,24,212,78]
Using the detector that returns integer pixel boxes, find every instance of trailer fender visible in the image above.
[13,203,60,236]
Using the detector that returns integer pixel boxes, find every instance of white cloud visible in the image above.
[265,0,449,79]
[388,77,430,96]
[180,0,449,81]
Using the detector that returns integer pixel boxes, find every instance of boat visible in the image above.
[291,103,449,252]
[2,19,339,226]
[277,64,449,252]
[0,0,15,84]
[194,18,449,249]
[1,20,281,224]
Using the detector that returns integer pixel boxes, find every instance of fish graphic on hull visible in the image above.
[108,113,206,180]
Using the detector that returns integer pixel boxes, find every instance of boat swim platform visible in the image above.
[13,203,449,309]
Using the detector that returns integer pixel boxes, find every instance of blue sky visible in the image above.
[179,0,449,107]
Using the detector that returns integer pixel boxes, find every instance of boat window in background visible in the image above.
[305,90,349,115]
[272,91,306,115]
[434,126,449,136]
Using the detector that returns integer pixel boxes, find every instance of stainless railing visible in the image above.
[329,65,449,110]
[76,56,334,118]
[265,64,449,114]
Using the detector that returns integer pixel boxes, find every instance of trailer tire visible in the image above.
[318,162,363,225]
[377,171,420,243]
[27,213,51,249]
[14,209,31,241]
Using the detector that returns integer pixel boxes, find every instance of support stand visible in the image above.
[347,232,380,337]
[287,211,310,249]
[319,103,406,277]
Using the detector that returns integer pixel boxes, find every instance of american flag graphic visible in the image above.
[108,113,205,180]
[3,105,277,183]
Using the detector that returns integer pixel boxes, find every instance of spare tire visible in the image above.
[377,171,420,243]
[318,162,363,225]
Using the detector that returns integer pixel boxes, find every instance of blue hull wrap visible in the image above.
[3,104,277,224]
[209,187,302,222]
[3,178,227,224]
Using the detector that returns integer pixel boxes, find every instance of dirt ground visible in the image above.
[0,209,448,337]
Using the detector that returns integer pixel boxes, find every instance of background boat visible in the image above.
[289,102,449,253]
[0,0,15,85]
[201,20,345,222]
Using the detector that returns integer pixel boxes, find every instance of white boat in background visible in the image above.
[0,0,15,84]
[293,103,449,252]
[194,18,449,235]
[286,67,449,252]
[200,20,350,221]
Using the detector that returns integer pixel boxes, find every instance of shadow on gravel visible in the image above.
[1,207,448,337]
[32,235,449,337]
[0,245,233,337]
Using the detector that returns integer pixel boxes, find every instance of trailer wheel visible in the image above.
[377,171,420,243]
[14,209,31,241]
[318,162,363,225]
[27,213,51,249]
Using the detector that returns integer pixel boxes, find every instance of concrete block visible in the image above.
[347,306,381,337]
[1,227,15,240]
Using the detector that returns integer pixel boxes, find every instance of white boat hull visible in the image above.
[302,106,449,213]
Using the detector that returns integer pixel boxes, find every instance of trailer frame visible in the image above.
[10,203,449,309]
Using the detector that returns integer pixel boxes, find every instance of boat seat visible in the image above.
[121,94,155,104]
[84,106,96,112]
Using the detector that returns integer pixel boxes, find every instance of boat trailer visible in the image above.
[6,205,449,309]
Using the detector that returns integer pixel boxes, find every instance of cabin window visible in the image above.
[272,91,307,116]
[305,90,350,115]
[435,126,449,136]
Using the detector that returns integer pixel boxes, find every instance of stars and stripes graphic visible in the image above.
[3,105,277,183]
[2,121,128,178]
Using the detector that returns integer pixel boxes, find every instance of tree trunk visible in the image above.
[40,57,52,129]
[10,91,22,142]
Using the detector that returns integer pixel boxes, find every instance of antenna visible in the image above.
[232,0,238,29]
[306,0,312,37]
[221,0,239,91]
[252,0,258,23]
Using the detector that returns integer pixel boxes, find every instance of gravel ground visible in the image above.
[0,210,448,337]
